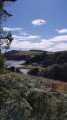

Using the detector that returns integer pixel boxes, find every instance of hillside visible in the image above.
[0,72,67,120]
[4,50,44,60]
[16,50,44,56]
[4,50,67,82]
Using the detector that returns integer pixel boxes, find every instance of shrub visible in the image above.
[39,64,67,81]
[28,68,39,76]
[16,68,21,73]
[8,66,15,72]
[0,73,67,120]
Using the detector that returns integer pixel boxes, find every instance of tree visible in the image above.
[28,68,39,76]
[0,0,17,73]
[0,0,17,51]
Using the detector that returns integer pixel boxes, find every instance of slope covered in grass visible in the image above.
[0,72,67,120]
[16,50,43,56]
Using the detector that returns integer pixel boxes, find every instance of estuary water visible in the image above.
[5,60,30,74]
[5,60,25,67]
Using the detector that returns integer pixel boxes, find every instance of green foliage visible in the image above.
[17,65,44,69]
[27,90,67,120]
[25,51,67,67]
[0,0,16,73]
[0,53,7,73]
[39,64,67,82]
[0,54,4,69]
[28,68,39,76]
[0,73,67,120]
[51,83,58,89]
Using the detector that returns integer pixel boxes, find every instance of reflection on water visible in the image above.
[5,60,25,67]
[20,69,30,74]
[5,60,29,74]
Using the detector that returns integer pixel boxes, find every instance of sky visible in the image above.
[3,0,67,51]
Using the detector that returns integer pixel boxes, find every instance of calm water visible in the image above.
[5,60,25,67]
[20,69,30,74]
[5,60,29,74]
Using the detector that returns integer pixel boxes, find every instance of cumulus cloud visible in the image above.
[19,31,29,36]
[32,19,47,26]
[13,35,41,41]
[11,40,52,49]
[3,27,22,31]
[11,34,67,51]
[56,29,67,33]
[48,35,67,42]
[47,43,67,51]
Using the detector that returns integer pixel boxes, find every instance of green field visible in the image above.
[17,65,44,69]
[47,51,66,54]
[16,50,43,56]
[16,50,63,56]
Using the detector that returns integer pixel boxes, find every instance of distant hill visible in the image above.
[4,50,44,60]
[29,49,45,52]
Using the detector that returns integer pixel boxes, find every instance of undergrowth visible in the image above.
[0,72,67,120]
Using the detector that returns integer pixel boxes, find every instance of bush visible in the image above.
[16,68,21,73]
[28,68,39,76]
[8,66,15,72]
[59,63,67,81]
[0,73,67,120]
[0,54,8,73]
[39,64,67,81]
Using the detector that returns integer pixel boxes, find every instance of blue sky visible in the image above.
[3,0,67,51]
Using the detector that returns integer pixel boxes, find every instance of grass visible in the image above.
[16,51,57,56]
[47,52,56,54]
[28,75,67,91]
[47,51,66,55]
[1,72,66,91]
[10,72,67,91]
[17,65,44,69]
[16,51,43,56]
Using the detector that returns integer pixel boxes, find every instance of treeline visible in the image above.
[4,50,29,60]
[39,63,67,82]
[26,51,67,66]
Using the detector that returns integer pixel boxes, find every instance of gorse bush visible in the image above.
[0,73,67,120]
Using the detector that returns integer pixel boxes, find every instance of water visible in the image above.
[5,60,25,67]
[5,60,29,74]
[20,69,30,74]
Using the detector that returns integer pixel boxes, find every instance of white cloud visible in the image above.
[11,40,52,49]
[19,31,29,36]
[11,34,67,51]
[47,43,67,51]
[56,29,67,33]
[3,27,22,31]
[32,19,47,26]
[48,35,67,42]
[13,35,41,41]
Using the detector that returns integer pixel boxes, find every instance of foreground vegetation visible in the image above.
[0,72,67,120]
